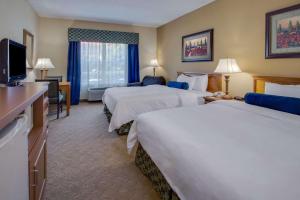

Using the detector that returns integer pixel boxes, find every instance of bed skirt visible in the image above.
[103,104,133,135]
[135,144,180,200]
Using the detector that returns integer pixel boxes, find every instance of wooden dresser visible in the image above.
[0,83,48,200]
[28,88,48,200]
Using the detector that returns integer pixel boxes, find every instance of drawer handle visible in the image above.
[33,169,39,186]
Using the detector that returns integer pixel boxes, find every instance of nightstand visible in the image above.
[204,96,226,104]
[204,96,244,104]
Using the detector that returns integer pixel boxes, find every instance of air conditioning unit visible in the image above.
[88,88,107,101]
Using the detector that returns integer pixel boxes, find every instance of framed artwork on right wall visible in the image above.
[266,4,300,58]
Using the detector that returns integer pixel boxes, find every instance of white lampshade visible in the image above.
[150,59,159,68]
[35,58,55,69]
[214,58,241,74]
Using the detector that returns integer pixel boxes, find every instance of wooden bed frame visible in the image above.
[177,72,222,93]
[253,76,300,93]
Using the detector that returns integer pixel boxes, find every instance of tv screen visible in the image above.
[9,40,26,81]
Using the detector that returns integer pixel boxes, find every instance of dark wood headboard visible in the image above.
[177,72,222,92]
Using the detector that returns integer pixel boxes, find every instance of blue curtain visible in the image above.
[128,44,140,83]
[67,41,81,105]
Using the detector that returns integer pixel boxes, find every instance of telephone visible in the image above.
[234,96,245,101]
[213,91,225,97]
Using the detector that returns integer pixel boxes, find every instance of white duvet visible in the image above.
[102,85,211,132]
[128,100,300,200]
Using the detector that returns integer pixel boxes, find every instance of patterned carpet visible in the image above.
[45,102,159,200]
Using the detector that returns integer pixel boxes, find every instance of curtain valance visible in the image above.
[68,28,139,44]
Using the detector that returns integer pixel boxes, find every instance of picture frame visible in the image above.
[182,29,213,62]
[266,4,300,59]
[23,29,34,68]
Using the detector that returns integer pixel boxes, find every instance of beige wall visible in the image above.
[0,0,39,80]
[37,18,157,80]
[157,0,300,96]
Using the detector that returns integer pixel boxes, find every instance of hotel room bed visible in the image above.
[103,73,222,135]
[127,76,300,200]
[128,100,300,200]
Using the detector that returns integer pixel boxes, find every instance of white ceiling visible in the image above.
[28,0,215,27]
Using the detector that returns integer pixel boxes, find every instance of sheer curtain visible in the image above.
[80,42,128,99]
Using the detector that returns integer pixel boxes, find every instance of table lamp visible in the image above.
[35,58,55,79]
[150,59,159,77]
[214,58,241,99]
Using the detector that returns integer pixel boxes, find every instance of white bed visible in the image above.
[103,84,212,132]
[103,73,222,132]
[128,100,300,200]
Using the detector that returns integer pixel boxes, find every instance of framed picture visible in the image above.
[266,4,300,58]
[23,29,34,68]
[182,29,213,62]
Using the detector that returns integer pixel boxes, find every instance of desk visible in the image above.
[59,82,71,116]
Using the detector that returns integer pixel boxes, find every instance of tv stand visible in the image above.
[0,83,49,200]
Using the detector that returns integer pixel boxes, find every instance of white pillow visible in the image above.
[265,82,300,98]
[192,75,208,92]
[177,74,195,90]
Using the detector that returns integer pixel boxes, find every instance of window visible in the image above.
[80,42,128,99]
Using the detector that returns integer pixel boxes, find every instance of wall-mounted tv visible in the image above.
[0,39,26,85]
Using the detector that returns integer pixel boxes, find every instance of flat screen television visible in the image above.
[0,39,26,85]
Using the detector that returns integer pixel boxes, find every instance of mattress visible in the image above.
[128,100,300,200]
[102,85,211,132]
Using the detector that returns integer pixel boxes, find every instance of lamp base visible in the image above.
[224,75,230,95]
[40,70,48,79]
